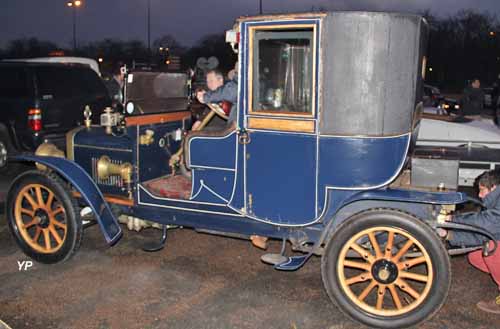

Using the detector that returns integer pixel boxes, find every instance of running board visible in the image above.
[274,253,313,271]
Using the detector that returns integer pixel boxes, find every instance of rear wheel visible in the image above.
[321,208,450,329]
[6,170,82,264]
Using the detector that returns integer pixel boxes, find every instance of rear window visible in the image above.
[0,67,30,99]
[36,66,107,100]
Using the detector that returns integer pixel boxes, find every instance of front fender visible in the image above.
[11,155,122,245]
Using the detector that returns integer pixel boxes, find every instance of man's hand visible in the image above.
[196,90,206,104]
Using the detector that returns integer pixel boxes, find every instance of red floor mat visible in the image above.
[144,175,192,199]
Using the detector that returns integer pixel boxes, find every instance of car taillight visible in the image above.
[28,108,42,132]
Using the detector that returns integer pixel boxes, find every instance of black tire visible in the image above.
[6,170,83,264]
[321,208,450,329]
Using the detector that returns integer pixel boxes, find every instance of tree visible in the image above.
[3,38,60,58]
[182,33,237,72]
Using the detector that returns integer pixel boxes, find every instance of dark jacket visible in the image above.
[461,86,484,116]
[449,186,500,247]
[203,79,238,124]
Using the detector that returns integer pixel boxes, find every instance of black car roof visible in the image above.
[0,61,91,70]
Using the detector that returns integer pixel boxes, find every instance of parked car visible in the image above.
[3,56,102,77]
[423,84,443,107]
[0,61,111,171]
[417,107,500,186]
[4,12,495,329]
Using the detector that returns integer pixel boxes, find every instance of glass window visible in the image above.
[0,67,30,99]
[252,28,314,114]
[36,67,76,100]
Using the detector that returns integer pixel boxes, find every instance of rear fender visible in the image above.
[316,188,468,248]
[11,155,122,245]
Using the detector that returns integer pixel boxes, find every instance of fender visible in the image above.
[11,155,122,245]
[341,188,468,206]
[275,188,468,271]
[316,187,468,247]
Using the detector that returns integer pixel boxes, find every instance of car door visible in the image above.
[242,20,320,225]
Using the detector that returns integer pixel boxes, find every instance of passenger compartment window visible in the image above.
[251,28,314,115]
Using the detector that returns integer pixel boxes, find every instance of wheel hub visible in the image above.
[372,259,398,284]
[34,209,50,228]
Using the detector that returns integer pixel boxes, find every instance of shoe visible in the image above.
[477,295,500,314]
[250,235,268,250]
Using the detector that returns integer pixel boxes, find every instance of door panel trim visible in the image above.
[248,117,315,133]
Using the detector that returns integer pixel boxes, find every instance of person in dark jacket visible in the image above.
[444,170,500,313]
[194,68,237,130]
[104,62,125,110]
[461,78,485,116]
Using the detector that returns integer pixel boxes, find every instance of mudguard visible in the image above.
[11,155,122,245]
[341,188,468,206]
[313,187,469,253]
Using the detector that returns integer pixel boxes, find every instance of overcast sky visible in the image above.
[1,0,500,49]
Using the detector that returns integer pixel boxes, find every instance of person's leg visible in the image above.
[468,249,490,273]
[482,241,500,289]
[476,241,500,314]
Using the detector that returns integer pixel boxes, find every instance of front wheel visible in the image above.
[6,170,83,264]
[321,209,450,329]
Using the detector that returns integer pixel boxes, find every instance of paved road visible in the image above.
[0,219,499,329]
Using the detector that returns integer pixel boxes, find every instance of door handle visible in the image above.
[238,130,251,145]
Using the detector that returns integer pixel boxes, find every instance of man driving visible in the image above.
[193,68,237,130]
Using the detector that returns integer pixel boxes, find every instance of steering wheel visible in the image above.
[206,102,229,120]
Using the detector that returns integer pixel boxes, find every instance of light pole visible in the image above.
[147,0,151,54]
[259,0,263,14]
[67,0,82,52]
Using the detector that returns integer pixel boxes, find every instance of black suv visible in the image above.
[0,62,111,160]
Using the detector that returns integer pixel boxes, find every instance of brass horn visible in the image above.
[97,155,133,184]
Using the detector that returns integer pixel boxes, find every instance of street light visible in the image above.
[67,1,82,52]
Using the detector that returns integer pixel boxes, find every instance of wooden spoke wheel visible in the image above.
[14,183,68,253]
[7,171,82,264]
[321,209,450,329]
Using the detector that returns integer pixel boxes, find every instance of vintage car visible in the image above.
[3,11,496,329]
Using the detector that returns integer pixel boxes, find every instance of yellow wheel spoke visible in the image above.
[376,286,386,310]
[385,231,394,258]
[46,191,54,209]
[350,243,375,264]
[35,186,44,207]
[23,219,38,229]
[397,279,421,300]
[368,232,383,258]
[20,207,35,217]
[399,271,429,283]
[388,284,403,310]
[392,239,414,263]
[52,219,67,230]
[346,272,372,285]
[23,192,38,209]
[358,280,377,302]
[49,226,63,245]
[43,229,51,251]
[52,206,65,216]
[33,227,42,242]
[398,256,427,270]
[343,260,371,271]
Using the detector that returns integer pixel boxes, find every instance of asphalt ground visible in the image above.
[0,171,499,329]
